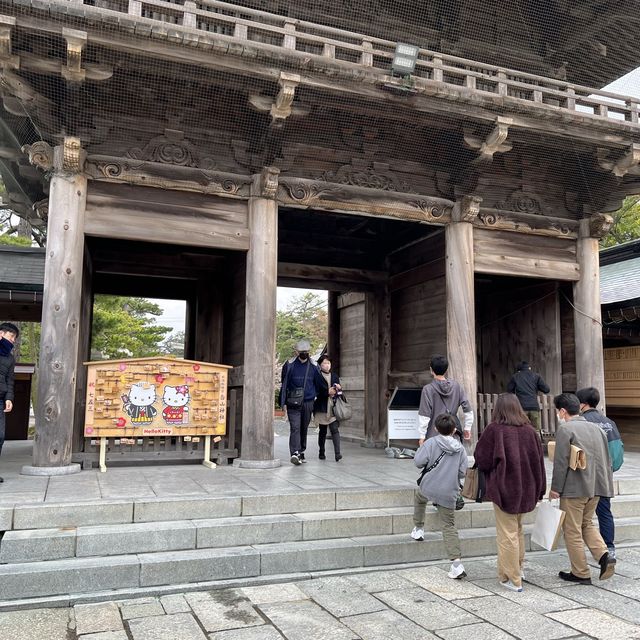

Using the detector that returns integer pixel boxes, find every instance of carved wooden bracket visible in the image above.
[249,72,308,123]
[463,116,513,164]
[581,213,614,239]
[254,166,280,199]
[23,137,85,175]
[452,195,482,223]
[597,143,640,178]
[0,16,19,70]
[62,28,87,82]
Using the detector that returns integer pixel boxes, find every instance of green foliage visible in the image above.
[276,292,327,364]
[0,233,31,246]
[91,295,172,359]
[601,196,640,248]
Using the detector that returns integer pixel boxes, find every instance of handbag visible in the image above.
[531,501,566,551]
[333,394,352,421]
[285,361,310,409]
[461,465,485,502]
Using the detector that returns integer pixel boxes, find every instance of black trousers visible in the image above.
[288,400,314,455]
[318,421,341,456]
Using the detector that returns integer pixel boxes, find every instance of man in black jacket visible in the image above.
[507,361,550,434]
[0,322,19,483]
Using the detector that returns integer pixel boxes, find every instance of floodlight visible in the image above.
[391,43,419,76]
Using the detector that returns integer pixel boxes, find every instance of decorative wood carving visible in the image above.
[85,154,252,198]
[256,166,279,199]
[597,143,640,178]
[476,207,579,238]
[463,116,513,164]
[22,140,53,172]
[58,136,86,174]
[452,195,482,223]
[127,129,216,169]
[249,72,307,123]
[585,213,614,239]
[495,191,543,215]
[278,176,454,224]
[318,161,412,192]
[62,28,87,83]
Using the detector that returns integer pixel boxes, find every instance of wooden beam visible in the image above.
[474,254,580,281]
[277,262,387,288]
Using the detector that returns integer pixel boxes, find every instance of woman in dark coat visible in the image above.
[313,355,342,461]
[474,393,546,593]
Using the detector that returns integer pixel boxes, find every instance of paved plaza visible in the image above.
[0,544,639,640]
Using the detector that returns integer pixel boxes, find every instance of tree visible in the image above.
[91,296,172,359]
[601,196,640,248]
[161,331,186,357]
[276,292,327,364]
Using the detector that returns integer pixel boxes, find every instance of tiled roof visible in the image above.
[600,255,640,304]
[0,246,45,291]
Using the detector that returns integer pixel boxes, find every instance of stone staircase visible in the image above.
[1,480,639,609]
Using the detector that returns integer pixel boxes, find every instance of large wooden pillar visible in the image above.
[22,138,86,474]
[446,196,481,443]
[573,214,612,408]
[236,168,281,468]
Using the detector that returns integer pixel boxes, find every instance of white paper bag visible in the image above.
[531,501,565,551]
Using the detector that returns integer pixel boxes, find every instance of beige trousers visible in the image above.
[413,490,461,560]
[560,496,607,579]
[493,504,526,588]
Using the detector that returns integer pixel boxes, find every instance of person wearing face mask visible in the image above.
[550,393,615,584]
[0,322,19,484]
[279,339,324,465]
[313,355,343,462]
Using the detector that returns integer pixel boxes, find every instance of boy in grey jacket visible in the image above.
[414,414,469,579]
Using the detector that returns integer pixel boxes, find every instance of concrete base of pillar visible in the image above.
[233,458,281,469]
[21,463,82,477]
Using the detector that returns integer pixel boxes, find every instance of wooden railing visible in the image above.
[477,393,557,436]
[73,0,640,125]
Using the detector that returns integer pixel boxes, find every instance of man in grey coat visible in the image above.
[549,393,615,584]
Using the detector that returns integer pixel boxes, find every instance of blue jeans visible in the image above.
[596,496,615,550]
[287,400,314,455]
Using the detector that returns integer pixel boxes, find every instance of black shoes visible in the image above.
[299,453,307,463]
[290,452,302,465]
[335,454,342,462]
[0,476,3,483]
[319,453,326,460]
[558,571,592,585]
[599,552,616,580]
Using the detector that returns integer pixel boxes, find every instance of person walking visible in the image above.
[411,354,474,541]
[474,393,546,592]
[414,414,468,579]
[550,393,615,584]
[280,339,323,466]
[506,361,550,435]
[313,355,343,462]
[0,322,19,484]
[576,387,624,562]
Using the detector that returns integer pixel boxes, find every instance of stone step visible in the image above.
[4,495,640,564]
[0,516,638,604]
[2,487,415,531]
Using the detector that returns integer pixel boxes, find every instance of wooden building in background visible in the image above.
[1,0,640,471]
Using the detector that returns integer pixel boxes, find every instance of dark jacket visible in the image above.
[581,408,624,472]
[506,369,550,411]
[474,422,546,514]
[0,353,15,402]
[418,378,472,440]
[279,357,323,407]
[313,370,341,417]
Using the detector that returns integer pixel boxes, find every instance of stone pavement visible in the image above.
[1,424,640,507]
[1,544,640,640]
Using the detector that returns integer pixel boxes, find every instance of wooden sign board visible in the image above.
[84,357,231,438]
[604,346,640,408]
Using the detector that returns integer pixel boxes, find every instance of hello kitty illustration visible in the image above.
[162,385,190,425]
[121,383,158,425]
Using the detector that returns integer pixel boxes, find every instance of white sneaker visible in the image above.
[448,562,466,579]
[500,580,523,592]
[410,527,424,541]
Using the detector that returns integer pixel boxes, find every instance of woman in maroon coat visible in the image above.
[474,393,546,593]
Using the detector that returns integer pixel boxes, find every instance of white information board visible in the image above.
[388,409,420,440]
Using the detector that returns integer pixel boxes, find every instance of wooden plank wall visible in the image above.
[477,280,562,395]
[559,283,577,392]
[337,292,366,441]
[474,229,579,282]
[85,183,249,250]
[388,231,447,389]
